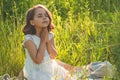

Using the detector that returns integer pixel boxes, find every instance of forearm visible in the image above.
[46,41,57,58]
[36,41,46,63]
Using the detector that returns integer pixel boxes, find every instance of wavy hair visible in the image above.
[22,4,54,35]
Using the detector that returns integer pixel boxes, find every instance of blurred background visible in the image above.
[0,0,120,79]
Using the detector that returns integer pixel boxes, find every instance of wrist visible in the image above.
[46,40,50,44]
[41,40,46,44]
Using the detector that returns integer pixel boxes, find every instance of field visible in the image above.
[0,0,120,79]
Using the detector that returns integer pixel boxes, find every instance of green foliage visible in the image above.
[0,0,120,79]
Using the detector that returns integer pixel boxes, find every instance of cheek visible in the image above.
[47,18,50,21]
[47,18,50,24]
[37,20,43,25]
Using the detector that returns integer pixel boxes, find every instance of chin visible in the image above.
[43,26,48,28]
[43,24,49,27]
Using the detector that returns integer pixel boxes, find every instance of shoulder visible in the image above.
[49,32,54,40]
[22,34,34,46]
[49,31,54,35]
[25,34,33,39]
[24,34,34,42]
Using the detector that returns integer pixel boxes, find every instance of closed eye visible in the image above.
[37,13,42,17]
[37,13,48,18]
[45,14,48,17]
[38,15,42,17]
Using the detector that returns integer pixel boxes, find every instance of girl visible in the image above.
[21,4,79,80]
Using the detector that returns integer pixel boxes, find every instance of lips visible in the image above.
[42,21,48,23]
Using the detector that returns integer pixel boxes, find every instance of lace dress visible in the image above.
[22,33,73,80]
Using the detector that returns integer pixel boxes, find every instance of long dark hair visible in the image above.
[22,4,54,35]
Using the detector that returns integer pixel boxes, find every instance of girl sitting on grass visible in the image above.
[19,4,80,80]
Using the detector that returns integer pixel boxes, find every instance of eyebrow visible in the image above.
[37,13,42,15]
[37,12,47,15]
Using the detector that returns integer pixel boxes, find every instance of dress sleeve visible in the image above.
[49,32,54,40]
[22,34,34,47]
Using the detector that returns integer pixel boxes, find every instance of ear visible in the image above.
[30,20,35,26]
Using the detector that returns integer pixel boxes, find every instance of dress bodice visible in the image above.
[23,33,54,63]
[22,33,70,80]
[23,33,56,78]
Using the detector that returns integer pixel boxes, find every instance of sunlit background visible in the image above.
[0,0,120,79]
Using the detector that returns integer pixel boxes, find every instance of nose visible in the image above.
[43,15,47,19]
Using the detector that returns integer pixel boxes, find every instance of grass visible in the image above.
[0,0,120,79]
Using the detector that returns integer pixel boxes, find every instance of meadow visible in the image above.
[0,0,120,79]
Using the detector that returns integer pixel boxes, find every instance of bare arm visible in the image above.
[46,34,57,59]
[24,29,47,64]
[24,40,46,64]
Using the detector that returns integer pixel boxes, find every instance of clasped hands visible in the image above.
[40,28,50,44]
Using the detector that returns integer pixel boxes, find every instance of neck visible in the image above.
[35,27,42,37]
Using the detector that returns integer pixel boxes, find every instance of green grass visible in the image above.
[0,0,120,79]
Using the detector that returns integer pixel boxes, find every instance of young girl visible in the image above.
[21,4,79,80]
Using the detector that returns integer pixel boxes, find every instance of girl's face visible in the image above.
[31,8,50,28]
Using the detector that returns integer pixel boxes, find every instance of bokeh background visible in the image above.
[0,0,120,79]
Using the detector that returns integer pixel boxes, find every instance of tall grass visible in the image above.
[0,0,120,79]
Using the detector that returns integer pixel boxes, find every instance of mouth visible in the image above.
[42,21,48,23]
[42,21,49,27]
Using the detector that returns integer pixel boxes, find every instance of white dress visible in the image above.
[22,33,73,80]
